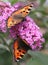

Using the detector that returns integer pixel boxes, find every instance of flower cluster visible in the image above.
[10,16,45,50]
[0,2,15,32]
[0,1,45,50]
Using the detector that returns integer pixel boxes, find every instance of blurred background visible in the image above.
[0,0,48,65]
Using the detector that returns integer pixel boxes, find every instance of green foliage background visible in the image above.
[0,0,48,65]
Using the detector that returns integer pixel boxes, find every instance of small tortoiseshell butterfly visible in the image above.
[13,36,31,62]
[7,3,33,28]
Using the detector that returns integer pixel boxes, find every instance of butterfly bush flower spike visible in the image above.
[0,2,15,32]
[9,2,45,50]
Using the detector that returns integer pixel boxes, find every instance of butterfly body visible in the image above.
[7,3,33,28]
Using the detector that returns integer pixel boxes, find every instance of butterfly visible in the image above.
[13,36,31,62]
[7,3,33,28]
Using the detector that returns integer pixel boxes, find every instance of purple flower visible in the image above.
[0,2,15,32]
[9,16,45,50]
[0,2,10,32]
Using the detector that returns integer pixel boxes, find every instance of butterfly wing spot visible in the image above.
[17,58,20,60]
[18,49,26,55]
[8,21,13,26]
[28,9,31,11]
[19,50,21,52]
[23,11,25,12]
[16,52,22,60]
[15,49,26,60]
[21,5,33,17]
[30,5,33,7]
[26,12,28,13]
[20,55,23,57]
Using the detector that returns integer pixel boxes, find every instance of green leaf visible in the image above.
[27,58,42,65]
[0,51,12,65]
[1,0,9,2]
[0,32,9,38]
[36,6,45,12]
[8,0,18,5]
[0,44,10,52]
[43,32,48,43]
[43,18,48,28]
[40,0,46,6]
[0,56,4,65]
[26,51,48,65]
[0,32,12,45]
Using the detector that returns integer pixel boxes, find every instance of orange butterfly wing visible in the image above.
[7,3,33,28]
[13,37,31,61]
